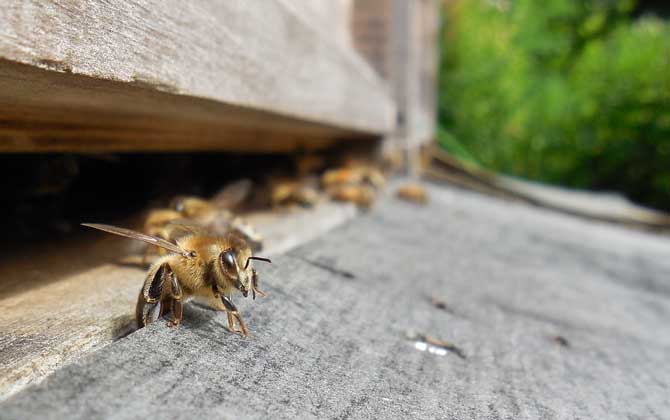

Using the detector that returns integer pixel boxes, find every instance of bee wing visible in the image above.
[163,221,213,240]
[210,179,252,209]
[82,223,191,257]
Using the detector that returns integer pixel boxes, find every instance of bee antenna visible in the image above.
[245,256,272,270]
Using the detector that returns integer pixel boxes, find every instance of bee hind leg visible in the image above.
[135,291,162,328]
[136,262,172,327]
[167,269,183,327]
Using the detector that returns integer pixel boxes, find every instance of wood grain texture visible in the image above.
[351,0,439,167]
[0,60,373,152]
[2,181,670,419]
[0,1,395,151]
[0,201,357,400]
[392,0,439,153]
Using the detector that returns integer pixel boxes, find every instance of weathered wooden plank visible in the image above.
[0,201,357,400]
[0,1,395,151]
[3,182,670,419]
[0,60,374,152]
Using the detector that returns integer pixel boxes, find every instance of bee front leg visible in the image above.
[221,295,249,337]
[136,262,172,327]
[251,268,267,300]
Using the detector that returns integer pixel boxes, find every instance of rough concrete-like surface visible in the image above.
[2,183,670,419]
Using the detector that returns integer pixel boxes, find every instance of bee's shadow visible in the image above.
[111,300,238,342]
[183,301,222,327]
[110,314,137,340]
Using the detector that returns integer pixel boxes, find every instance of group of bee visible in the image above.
[84,157,397,336]
[267,156,389,209]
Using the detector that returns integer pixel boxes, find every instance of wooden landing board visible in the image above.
[0,1,395,152]
[3,182,670,418]
[0,201,357,400]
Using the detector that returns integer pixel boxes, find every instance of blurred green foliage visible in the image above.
[438,0,670,210]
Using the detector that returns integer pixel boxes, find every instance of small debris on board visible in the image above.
[552,335,571,348]
[397,183,429,205]
[406,330,466,359]
[429,296,455,314]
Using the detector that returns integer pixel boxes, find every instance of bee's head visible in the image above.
[217,247,252,297]
[214,234,272,298]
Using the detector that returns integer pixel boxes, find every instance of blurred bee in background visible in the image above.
[321,163,385,190]
[141,179,263,263]
[82,223,271,336]
[321,158,386,209]
[326,184,375,209]
[268,177,320,208]
[294,153,326,178]
[396,183,429,205]
[143,209,183,242]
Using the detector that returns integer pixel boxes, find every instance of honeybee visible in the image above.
[169,196,213,219]
[269,177,320,208]
[326,184,375,209]
[321,160,386,208]
[143,209,183,240]
[321,162,386,190]
[396,183,429,205]
[82,223,271,336]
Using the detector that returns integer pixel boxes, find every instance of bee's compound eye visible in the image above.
[220,250,237,271]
